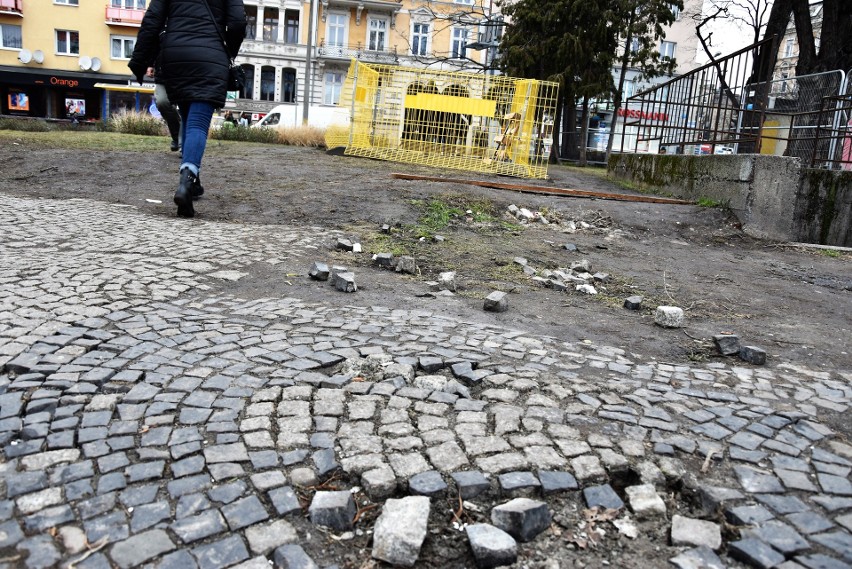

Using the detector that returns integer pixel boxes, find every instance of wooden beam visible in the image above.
[391,173,694,205]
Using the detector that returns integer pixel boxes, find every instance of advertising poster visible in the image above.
[65,98,86,116]
[8,92,29,111]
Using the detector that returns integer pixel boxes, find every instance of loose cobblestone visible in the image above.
[0,194,850,568]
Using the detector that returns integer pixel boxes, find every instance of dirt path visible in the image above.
[2,138,850,371]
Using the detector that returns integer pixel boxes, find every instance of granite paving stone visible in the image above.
[1,193,851,569]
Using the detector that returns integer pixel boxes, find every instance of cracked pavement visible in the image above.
[1,193,851,568]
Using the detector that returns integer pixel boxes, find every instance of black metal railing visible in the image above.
[317,40,398,64]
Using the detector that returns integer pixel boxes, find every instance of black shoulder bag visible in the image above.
[200,0,246,92]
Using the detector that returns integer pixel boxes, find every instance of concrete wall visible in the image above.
[608,153,852,246]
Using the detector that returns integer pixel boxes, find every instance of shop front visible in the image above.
[94,83,156,120]
[0,65,131,122]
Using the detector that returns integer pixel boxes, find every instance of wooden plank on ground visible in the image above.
[391,173,694,205]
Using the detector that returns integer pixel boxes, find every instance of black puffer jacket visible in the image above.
[129,0,245,108]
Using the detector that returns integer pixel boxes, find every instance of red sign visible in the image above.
[618,108,668,122]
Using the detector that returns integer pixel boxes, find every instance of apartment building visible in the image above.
[0,0,498,122]
[0,0,157,120]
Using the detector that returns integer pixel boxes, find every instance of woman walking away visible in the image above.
[129,0,245,218]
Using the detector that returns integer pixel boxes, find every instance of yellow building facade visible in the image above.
[0,0,157,120]
[0,0,499,122]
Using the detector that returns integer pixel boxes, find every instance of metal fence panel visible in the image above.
[618,39,849,168]
[325,60,560,179]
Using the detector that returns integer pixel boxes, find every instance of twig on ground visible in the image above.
[67,537,109,569]
[701,450,717,473]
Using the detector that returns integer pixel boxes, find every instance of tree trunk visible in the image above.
[549,90,563,164]
[579,95,590,166]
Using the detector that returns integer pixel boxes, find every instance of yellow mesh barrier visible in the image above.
[324,60,559,179]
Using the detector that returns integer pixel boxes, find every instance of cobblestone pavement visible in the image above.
[1,194,851,569]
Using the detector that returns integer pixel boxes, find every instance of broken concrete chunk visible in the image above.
[490,498,551,542]
[570,259,591,272]
[654,306,684,328]
[352,243,362,253]
[329,265,348,284]
[739,345,767,365]
[333,272,357,293]
[624,295,643,310]
[670,514,722,550]
[466,524,517,569]
[564,243,578,252]
[625,484,667,519]
[593,272,610,283]
[381,224,391,233]
[336,238,354,252]
[395,256,416,274]
[517,208,535,221]
[371,496,430,567]
[438,271,457,292]
[513,257,528,266]
[575,284,597,295]
[374,253,394,267]
[308,491,356,531]
[483,291,508,312]
[713,334,740,356]
[308,262,330,281]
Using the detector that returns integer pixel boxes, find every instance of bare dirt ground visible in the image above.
[2,136,849,373]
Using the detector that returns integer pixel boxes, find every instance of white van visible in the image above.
[252,105,297,129]
[252,104,350,130]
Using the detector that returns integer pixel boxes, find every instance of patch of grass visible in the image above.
[0,129,171,152]
[697,197,725,208]
[212,125,279,143]
[107,110,167,136]
[211,125,326,147]
[0,118,54,132]
[820,249,841,258]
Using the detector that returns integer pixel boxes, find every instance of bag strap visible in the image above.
[199,0,231,59]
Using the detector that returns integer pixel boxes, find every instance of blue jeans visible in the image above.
[179,101,215,176]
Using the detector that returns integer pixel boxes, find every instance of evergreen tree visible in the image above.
[497,0,615,164]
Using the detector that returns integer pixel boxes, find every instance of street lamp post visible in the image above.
[302,0,315,125]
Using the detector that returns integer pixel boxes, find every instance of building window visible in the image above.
[780,71,789,93]
[263,9,279,42]
[260,66,276,101]
[56,30,80,55]
[112,0,145,9]
[245,7,257,40]
[324,72,343,105]
[670,3,680,19]
[0,24,22,49]
[659,40,676,60]
[455,0,474,4]
[55,0,79,5]
[282,68,296,103]
[285,10,299,44]
[784,38,794,58]
[368,19,386,51]
[239,64,254,99]
[451,27,468,59]
[111,36,135,59]
[327,14,346,47]
[411,22,429,56]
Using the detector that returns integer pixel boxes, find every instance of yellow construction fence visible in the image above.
[325,61,559,179]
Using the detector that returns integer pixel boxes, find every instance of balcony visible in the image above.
[105,5,145,27]
[317,41,398,64]
[0,0,23,16]
[240,39,306,59]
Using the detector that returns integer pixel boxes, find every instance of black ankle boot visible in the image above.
[191,175,204,200]
[174,169,196,218]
